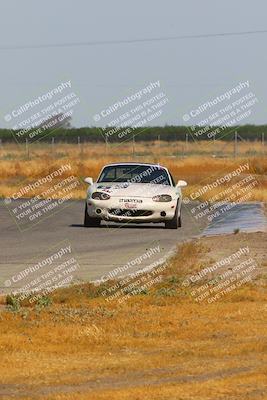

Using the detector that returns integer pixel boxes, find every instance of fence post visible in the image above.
[132,135,135,158]
[78,136,81,156]
[234,131,238,158]
[81,138,84,157]
[50,137,54,156]
[25,138,29,158]
[105,136,108,155]
[185,133,188,155]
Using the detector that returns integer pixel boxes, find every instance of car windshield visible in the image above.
[98,165,171,185]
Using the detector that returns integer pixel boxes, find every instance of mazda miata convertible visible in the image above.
[84,163,187,229]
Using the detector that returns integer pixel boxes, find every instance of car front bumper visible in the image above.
[86,197,178,223]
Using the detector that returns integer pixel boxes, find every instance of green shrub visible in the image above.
[36,296,53,308]
[6,294,20,312]
[155,287,177,297]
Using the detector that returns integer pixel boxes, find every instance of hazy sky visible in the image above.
[0,0,267,128]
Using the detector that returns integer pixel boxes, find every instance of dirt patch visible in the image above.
[198,231,267,278]
[0,365,254,399]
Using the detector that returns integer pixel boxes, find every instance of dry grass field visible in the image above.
[0,140,267,201]
[0,233,266,399]
[0,140,266,399]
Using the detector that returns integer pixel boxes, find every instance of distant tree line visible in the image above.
[0,125,267,143]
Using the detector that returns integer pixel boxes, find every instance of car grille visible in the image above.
[108,209,153,217]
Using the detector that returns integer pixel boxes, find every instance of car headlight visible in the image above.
[152,194,172,202]
[91,192,111,200]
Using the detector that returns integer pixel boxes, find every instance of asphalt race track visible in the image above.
[0,199,207,293]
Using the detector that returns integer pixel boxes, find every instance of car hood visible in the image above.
[92,182,176,198]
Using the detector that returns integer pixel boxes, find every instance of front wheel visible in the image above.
[84,204,101,227]
[165,203,181,229]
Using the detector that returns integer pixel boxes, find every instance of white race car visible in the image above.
[84,163,187,229]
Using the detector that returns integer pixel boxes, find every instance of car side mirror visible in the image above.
[84,177,93,185]
[176,180,187,188]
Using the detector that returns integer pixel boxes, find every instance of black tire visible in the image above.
[84,204,101,227]
[165,203,181,229]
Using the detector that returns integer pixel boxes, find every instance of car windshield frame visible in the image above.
[97,165,171,186]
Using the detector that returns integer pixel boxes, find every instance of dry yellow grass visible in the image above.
[0,141,267,201]
[0,237,266,399]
